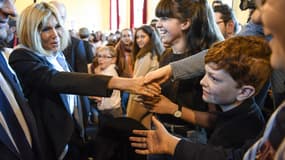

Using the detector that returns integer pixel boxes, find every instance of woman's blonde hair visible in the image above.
[17,2,69,56]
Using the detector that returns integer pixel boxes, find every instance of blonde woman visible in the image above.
[9,2,160,159]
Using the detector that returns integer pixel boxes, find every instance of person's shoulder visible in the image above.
[71,36,82,44]
[10,47,42,63]
[10,47,33,57]
[102,64,119,76]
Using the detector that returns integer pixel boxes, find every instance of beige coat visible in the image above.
[127,52,159,128]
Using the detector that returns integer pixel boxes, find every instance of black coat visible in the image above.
[9,48,112,159]
[173,98,265,160]
[63,36,89,73]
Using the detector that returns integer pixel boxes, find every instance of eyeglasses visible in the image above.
[96,55,113,59]
[216,20,224,25]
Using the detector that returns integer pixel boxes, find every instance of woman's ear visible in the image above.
[181,19,191,31]
[236,85,255,101]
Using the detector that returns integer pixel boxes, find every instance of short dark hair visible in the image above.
[150,19,158,27]
[213,4,239,33]
[212,0,223,7]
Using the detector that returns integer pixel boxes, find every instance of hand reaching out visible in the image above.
[108,76,161,97]
[130,77,161,96]
[144,65,172,85]
[137,95,178,115]
[129,116,180,155]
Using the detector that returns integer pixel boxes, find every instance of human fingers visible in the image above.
[144,65,172,84]
[145,83,161,95]
[144,70,161,84]
[152,116,166,131]
[134,149,150,155]
[136,95,160,103]
[129,136,147,144]
[130,142,148,149]
[133,129,148,136]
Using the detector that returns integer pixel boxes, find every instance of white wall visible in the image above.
[15,0,110,32]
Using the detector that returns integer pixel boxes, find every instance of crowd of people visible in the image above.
[1,0,285,160]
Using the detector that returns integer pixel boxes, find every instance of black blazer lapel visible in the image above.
[0,123,19,158]
[59,94,71,113]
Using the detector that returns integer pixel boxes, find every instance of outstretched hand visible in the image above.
[144,65,172,85]
[108,76,161,97]
[136,95,177,115]
[130,77,161,97]
[129,116,181,155]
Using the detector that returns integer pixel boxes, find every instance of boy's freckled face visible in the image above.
[200,63,240,106]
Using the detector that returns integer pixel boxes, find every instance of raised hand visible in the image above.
[129,116,180,155]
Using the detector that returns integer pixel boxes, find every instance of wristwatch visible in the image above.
[173,104,182,118]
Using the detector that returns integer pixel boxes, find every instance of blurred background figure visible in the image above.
[89,46,123,118]
[212,0,222,7]
[213,4,240,39]
[127,25,164,128]
[79,27,95,63]
[115,28,134,115]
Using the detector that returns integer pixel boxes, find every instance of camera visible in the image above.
[240,0,257,10]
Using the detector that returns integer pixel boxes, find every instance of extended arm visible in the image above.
[144,49,207,84]
[130,116,250,160]
[9,48,160,97]
[141,95,216,128]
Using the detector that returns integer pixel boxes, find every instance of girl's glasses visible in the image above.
[96,55,113,59]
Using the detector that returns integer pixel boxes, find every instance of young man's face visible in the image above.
[260,0,285,70]
[200,63,241,108]
[214,12,234,39]
[214,12,227,38]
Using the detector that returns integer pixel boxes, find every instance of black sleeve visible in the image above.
[9,48,113,97]
[173,138,257,160]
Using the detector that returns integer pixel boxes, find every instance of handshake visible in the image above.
[118,64,172,98]
[129,65,174,114]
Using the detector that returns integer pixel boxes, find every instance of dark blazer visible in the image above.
[173,98,265,160]
[0,53,43,160]
[82,40,94,63]
[63,36,89,73]
[63,37,96,139]
[9,48,113,159]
